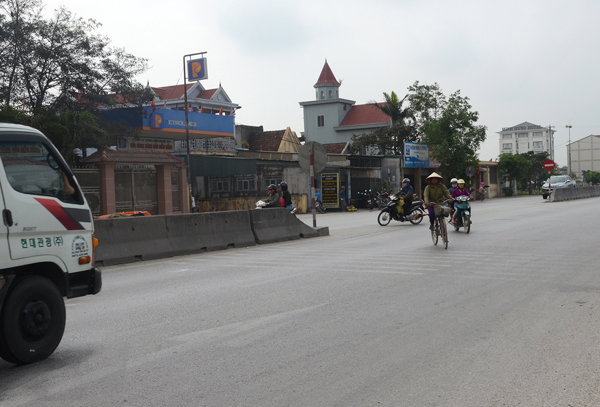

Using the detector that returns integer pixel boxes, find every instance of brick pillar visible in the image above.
[100,164,116,215]
[156,165,172,215]
[179,164,189,213]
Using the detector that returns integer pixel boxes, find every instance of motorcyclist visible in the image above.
[279,181,294,211]
[448,178,458,194]
[423,172,453,230]
[398,178,415,216]
[450,179,472,225]
[264,184,281,207]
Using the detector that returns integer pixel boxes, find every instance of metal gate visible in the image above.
[115,167,158,214]
[73,168,102,216]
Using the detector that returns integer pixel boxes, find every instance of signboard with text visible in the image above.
[321,173,339,208]
[117,136,174,152]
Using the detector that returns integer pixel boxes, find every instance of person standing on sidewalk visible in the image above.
[339,185,347,211]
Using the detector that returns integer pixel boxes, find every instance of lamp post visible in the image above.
[565,125,572,177]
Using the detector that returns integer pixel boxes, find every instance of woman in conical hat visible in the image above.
[423,172,452,230]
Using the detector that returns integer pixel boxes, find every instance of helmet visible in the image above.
[403,178,410,183]
[279,181,288,191]
[450,178,458,184]
[457,179,465,184]
[268,184,277,191]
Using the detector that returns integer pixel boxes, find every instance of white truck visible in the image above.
[0,123,101,364]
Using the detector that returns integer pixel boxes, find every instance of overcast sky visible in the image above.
[41,0,600,167]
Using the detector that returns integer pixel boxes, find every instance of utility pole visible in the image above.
[566,125,572,177]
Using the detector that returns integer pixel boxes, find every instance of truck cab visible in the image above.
[0,123,101,364]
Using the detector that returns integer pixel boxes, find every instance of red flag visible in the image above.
[151,99,156,112]
[200,106,204,113]
[218,107,223,115]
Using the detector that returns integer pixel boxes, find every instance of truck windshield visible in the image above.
[0,140,78,203]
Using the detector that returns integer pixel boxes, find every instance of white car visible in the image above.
[542,175,576,199]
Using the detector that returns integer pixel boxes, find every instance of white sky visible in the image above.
[41,0,600,167]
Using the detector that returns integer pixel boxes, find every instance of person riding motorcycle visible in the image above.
[423,172,453,230]
[450,179,472,225]
[448,178,458,194]
[398,178,415,215]
[279,181,294,211]
[264,184,282,207]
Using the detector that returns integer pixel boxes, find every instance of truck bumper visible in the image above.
[66,267,102,298]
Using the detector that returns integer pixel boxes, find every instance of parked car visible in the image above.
[542,175,576,199]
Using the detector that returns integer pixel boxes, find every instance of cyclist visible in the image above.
[450,179,472,225]
[423,172,452,230]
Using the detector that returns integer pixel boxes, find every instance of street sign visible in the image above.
[543,159,556,172]
[465,166,475,177]
[299,142,328,174]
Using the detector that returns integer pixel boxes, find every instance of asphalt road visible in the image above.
[2,195,600,407]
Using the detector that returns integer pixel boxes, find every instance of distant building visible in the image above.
[497,122,555,160]
[299,61,390,147]
[568,134,600,180]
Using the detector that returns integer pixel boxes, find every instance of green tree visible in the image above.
[498,153,531,190]
[584,171,600,185]
[406,82,487,183]
[349,91,418,156]
[520,151,550,194]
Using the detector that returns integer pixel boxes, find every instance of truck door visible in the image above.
[0,180,11,262]
[0,140,93,266]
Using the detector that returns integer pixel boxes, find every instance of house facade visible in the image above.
[498,122,556,160]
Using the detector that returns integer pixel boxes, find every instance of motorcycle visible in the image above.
[315,199,326,214]
[376,191,390,209]
[377,194,425,226]
[256,200,296,214]
[451,195,471,233]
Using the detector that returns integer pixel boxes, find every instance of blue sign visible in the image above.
[404,142,430,168]
[187,58,208,81]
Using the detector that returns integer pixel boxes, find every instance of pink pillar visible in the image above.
[156,165,173,215]
[179,164,189,213]
[100,164,116,215]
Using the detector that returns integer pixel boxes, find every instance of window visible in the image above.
[320,91,324,99]
[533,141,543,148]
[503,143,512,149]
[317,115,324,127]
[264,177,282,190]
[328,90,332,98]
[533,132,543,137]
[0,140,79,203]
[236,176,255,191]
[502,134,512,139]
[518,133,528,139]
[211,178,229,192]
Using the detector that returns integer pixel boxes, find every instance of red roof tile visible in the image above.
[323,143,347,154]
[248,130,286,152]
[339,104,390,127]
[199,89,217,99]
[151,84,194,100]
[82,150,184,164]
[314,61,340,87]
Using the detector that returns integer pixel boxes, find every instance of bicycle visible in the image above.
[430,199,452,249]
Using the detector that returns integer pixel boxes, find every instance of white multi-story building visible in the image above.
[497,122,556,159]
[568,134,600,180]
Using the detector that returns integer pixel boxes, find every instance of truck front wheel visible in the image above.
[0,275,66,364]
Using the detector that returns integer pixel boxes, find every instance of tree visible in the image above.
[406,82,487,183]
[0,0,148,110]
[349,91,418,156]
[584,171,600,185]
[520,151,550,194]
[498,153,531,190]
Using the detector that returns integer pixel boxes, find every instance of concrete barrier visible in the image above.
[249,208,329,244]
[164,211,256,256]
[551,186,600,202]
[94,209,328,266]
[94,216,172,266]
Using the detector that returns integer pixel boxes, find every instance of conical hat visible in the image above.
[425,172,443,183]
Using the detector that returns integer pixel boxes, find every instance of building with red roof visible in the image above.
[299,61,391,147]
